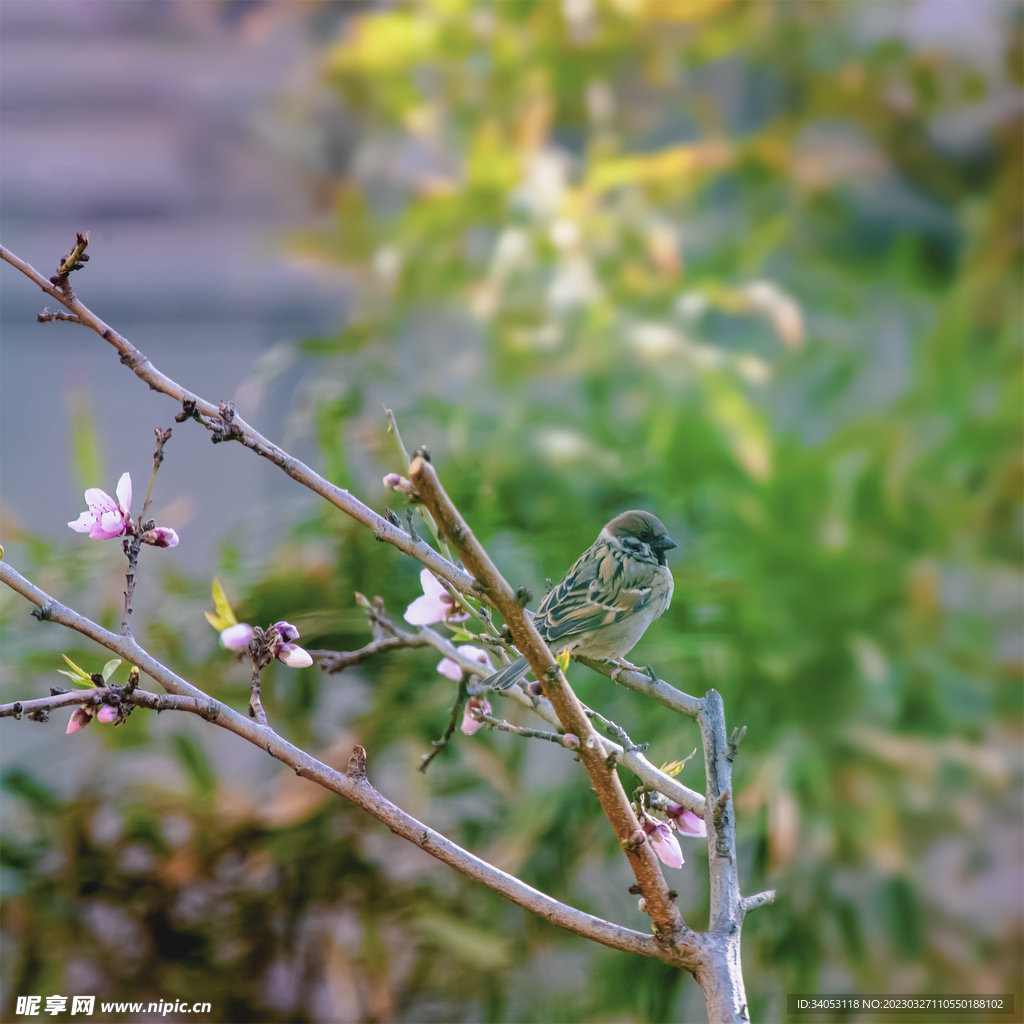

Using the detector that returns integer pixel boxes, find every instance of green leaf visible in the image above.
[659,749,697,776]
[60,654,94,686]
[205,578,237,632]
[101,658,121,682]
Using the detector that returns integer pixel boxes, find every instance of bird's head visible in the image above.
[602,510,678,566]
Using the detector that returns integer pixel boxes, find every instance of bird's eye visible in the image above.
[639,532,650,542]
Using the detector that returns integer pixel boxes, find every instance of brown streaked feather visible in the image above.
[535,538,661,644]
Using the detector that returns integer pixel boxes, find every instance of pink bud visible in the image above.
[96,704,118,724]
[460,696,492,736]
[560,733,580,750]
[220,623,255,651]
[272,621,300,643]
[66,707,93,734]
[629,829,646,845]
[141,527,179,548]
[275,643,313,668]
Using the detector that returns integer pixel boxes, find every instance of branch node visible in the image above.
[175,397,198,422]
[726,725,747,763]
[347,745,368,780]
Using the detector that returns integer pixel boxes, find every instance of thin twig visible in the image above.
[311,635,431,673]
[0,686,219,721]
[419,680,467,772]
[248,661,268,726]
[477,712,580,749]
[38,307,82,324]
[140,426,172,524]
[574,655,703,717]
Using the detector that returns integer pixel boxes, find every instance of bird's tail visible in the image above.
[482,655,530,691]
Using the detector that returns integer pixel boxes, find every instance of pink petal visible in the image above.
[404,593,448,625]
[437,657,463,681]
[460,697,492,736]
[275,643,313,668]
[461,705,484,735]
[650,828,684,869]
[66,707,92,734]
[83,488,117,514]
[455,645,493,671]
[220,623,254,650]
[68,512,95,533]
[419,568,447,600]
[272,621,300,642]
[96,704,118,724]
[115,472,132,514]
[383,473,402,488]
[92,509,127,539]
[677,811,707,837]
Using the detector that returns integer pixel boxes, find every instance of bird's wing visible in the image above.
[536,540,662,645]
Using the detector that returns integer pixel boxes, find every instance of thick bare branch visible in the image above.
[408,455,697,957]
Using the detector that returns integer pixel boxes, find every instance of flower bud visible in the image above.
[96,704,119,724]
[272,621,300,643]
[141,527,179,548]
[220,623,255,651]
[383,473,416,495]
[275,643,313,668]
[66,707,93,734]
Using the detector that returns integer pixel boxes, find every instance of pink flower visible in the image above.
[270,622,313,668]
[96,704,119,724]
[666,803,707,837]
[460,695,492,736]
[437,644,493,682]
[141,527,179,548]
[642,815,684,869]
[220,623,255,651]
[68,472,132,539]
[405,569,470,625]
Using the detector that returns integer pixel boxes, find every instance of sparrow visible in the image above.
[484,510,676,690]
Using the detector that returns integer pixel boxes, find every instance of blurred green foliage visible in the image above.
[2,1,1021,1021]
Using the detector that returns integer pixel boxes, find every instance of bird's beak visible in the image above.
[654,536,677,552]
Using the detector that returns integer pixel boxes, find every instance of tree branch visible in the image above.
[0,242,476,597]
[0,686,220,721]
[574,655,703,717]
[407,455,697,958]
[0,559,666,963]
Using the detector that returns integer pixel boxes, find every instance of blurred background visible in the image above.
[1,1,1021,1022]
